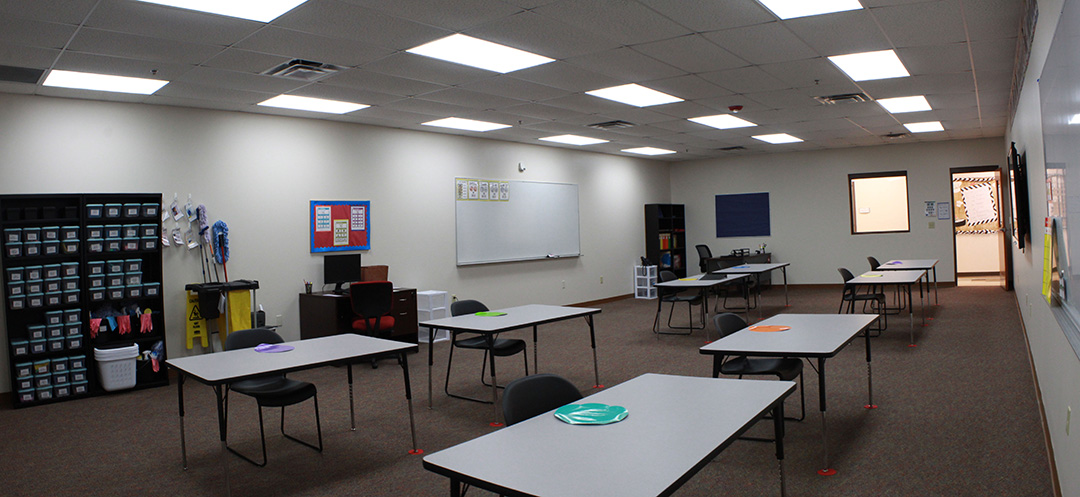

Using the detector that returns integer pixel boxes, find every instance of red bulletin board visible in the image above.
[310,200,370,252]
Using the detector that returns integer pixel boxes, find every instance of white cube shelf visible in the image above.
[634,265,657,299]
[417,290,450,343]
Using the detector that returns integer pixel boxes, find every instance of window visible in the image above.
[849,171,909,234]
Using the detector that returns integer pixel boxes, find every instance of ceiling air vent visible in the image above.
[882,132,909,140]
[814,92,870,105]
[0,64,45,84]
[262,59,342,81]
[717,146,746,151]
[586,120,635,130]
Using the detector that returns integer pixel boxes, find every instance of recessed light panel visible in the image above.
[757,0,863,19]
[752,133,803,144]
[828,50,909,81]
[42,70,168,95]
[622,147,676,156]
[407,34,553,73]
[688,114,757,129]
[539,135,609,146]
[1069,114,1080,125]
[258,95,368,114]
[587,84,683,107]
[903,121,944,133]
[136,0,309,23]
[422,117,511,132]
[877,95,931,114]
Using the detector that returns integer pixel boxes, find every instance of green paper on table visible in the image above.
[475,311,507,317]
[554,403,629,425]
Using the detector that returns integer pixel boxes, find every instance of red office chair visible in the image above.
[350,281,396,367]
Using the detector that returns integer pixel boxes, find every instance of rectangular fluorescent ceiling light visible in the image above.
[753,133,803,144]
[877,95,931,114]
[422,117,510,132]
[688,114,757,129]
[258,95,368,114]
[622,147,676,156]
[42,69,168,95]
[1069,114,1080,125]
[903,121,944,133]
[136,1,309,22]
[757,0,863,19]
[407,34,553,73]
[587,84,683,107]
[539,135,609,146]
[828,50,909,81]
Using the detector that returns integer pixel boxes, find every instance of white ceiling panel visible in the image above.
[703,22,819,66]
[0,0,1018,160]
[234,27,394,68]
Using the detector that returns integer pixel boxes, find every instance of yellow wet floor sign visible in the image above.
[186,291,209,349]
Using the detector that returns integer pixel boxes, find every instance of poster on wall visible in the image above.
[310,200,370,252]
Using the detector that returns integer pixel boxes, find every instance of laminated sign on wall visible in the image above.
[310,200,370,252]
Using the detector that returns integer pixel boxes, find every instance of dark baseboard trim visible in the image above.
[1014,295,1063,497]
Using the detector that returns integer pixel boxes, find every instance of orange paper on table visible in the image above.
[749,325,791,332]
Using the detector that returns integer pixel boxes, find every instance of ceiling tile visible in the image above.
[172,65,306,94]
[703,22,819,65]
[327,67,448,97]
[0,0,97,24]
[635,0,775,32]
[897,43,973,75]
[296,82,402,106]
[466,10,620,60]
[501,102,588,121]
[341,0,523,31]
[0,17,77,49]
[564,47,685,83]
[0,43,60,69]
[962,0,1023,42]
[532,0,691,45]
[201,49,293,75]
[699,66,789,94]
[85,0,262,46]
[644,75,732,101]
[782,9,892,56]
[870,0,965,47]
[275,0,450,51]
[53,51,193,80]
[235,27,394,67]
[510,61,622,93]
[66,27,222,65]
[632,34,747,73]
[461,75,568,103]
[360,52,494,86]
[421,87,527,109]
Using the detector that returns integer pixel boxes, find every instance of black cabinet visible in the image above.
[644,204,687,278]
[2,194,168,408]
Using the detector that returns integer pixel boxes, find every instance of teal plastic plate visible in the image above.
[553,403,628,425]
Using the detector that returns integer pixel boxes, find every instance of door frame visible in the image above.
[949,165,1012,290]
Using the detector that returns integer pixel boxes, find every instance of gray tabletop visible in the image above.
[877,259,938,270]
[423,373,794,497]
[419,304,600,333]
[654,273,748,288]
[713,262,790,275]
[700,313,878,357]
[848,269,925,285]
[166,333,416,384]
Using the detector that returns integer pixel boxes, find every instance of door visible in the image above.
[950,166,1007,288]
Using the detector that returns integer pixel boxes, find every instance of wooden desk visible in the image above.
[700,313,878,476]
[299,289,417,343]
[423,373,794,497]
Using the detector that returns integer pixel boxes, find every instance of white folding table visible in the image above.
[876,259,939,305]
[713,262,791,321]
[653,273,751,336]
[848,269,927,345]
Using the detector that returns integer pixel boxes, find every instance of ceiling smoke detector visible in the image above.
[262,59,342,81]
[586,120,635,130]
[814,92,870,105]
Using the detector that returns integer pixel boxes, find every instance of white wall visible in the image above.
[1005,0,1079,494]
[0,93,671,388]
[669,138,1003,284]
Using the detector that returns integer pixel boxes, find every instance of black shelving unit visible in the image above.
[644,204,687,278]
[2,194,168,408]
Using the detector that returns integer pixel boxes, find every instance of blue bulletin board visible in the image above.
[715,192,770,238]
[310,200,370,253]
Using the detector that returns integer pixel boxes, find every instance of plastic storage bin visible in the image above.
[86,225,104,239]
[86,204,103,218]
[141,203,159,218]
[41,226,59,241]
[43,240,61,256]
[22,227,40,242]
[61,226,79,240]
[6,241,23,257]
[104,203,122,218]
[86,238,104,253]
[122,225,139,238]
[123,204,141,218]
[43,264,61,279]
[95,344,139,391]
[6,267,24,282]
[124,259,142,273]
[61,262,78,277]
[87,261,105,275]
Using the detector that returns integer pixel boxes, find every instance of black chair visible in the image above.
[224,327,322,467]
[715,258,758,312]
[868,256,902,312]
[838,268,887,335]
[712,313,804,422]
[653,270,705,335]
[350,281,396,367]
[444,299,529,403]
[501,373,584,426]
[695,244,714,273]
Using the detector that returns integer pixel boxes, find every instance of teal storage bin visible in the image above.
[21,227,40,242]
[86,204,103,218]
[104,203,122,218]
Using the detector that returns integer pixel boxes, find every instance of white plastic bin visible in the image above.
[94,344,139,391]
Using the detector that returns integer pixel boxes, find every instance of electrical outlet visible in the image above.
[600,276,604,284]
[275,314,283,326]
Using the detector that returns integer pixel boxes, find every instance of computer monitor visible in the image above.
[323,253,362,294]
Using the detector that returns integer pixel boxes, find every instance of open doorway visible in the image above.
[951,166,1008,288]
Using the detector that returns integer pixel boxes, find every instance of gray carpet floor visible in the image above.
[0,284,1056,496]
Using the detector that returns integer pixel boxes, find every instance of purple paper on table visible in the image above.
[254,343,294,353]
[886,261,902,265]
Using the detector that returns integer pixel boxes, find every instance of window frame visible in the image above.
[848,171,911,235]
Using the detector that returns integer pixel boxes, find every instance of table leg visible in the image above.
[348,363,356,430]
[450,478,463,497]
[920,274,927,326]
[933,266,939,305]
[700,288,710,341]
[773,399,787,497]
[399,352,422,454]
[757,273,764,322]
[177,372,188,470]
[213,385,232,496]
[815,358,835,476]
[744,279,751,323]
[864,325,876,409]
[532,325,539,373]
[487,335,502,426]
[653,292,663,337]
[781,266,789,307]
[586,315,602,388]
[907,283,915,347]
[428,327,436,409]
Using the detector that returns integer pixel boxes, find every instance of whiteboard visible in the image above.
[455,180,580,265]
